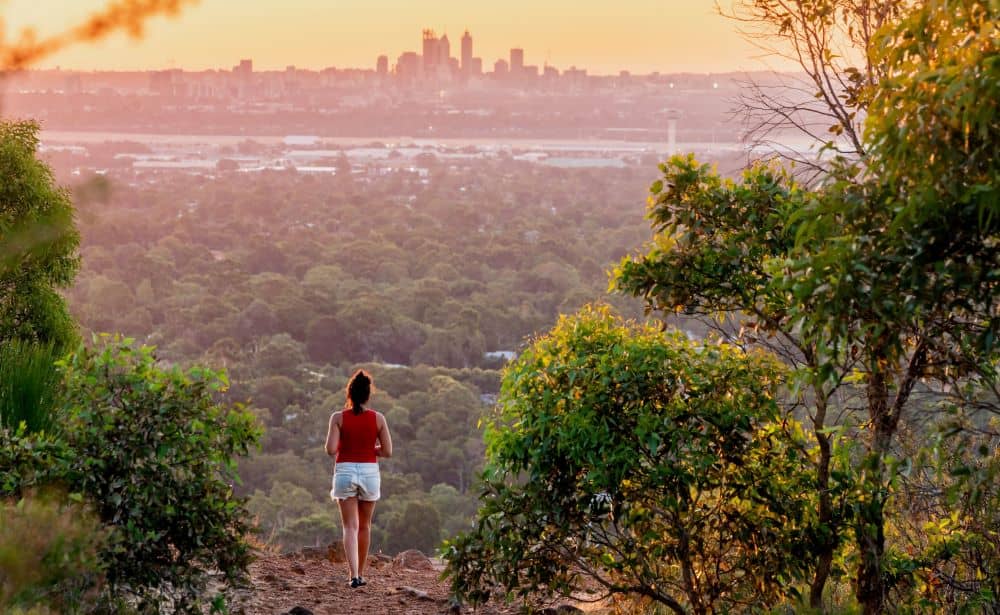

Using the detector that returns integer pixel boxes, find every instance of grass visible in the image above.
[0,339,63,434]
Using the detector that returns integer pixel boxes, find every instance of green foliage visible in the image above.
[0,490,104,613]
[0,340,62,434]
[612,6,1000,610]
[0,120,80,351]
[446,307,816,613]
[385,501,442,555]
[0,337,263,613]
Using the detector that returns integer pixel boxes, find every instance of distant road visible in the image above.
[40,129,745,154]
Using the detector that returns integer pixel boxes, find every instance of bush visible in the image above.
[0,337,263,612]
[445,307,817,612]
[0,490,104,613]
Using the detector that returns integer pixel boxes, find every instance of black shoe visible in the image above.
[356,576,367,586]
[349,577,362,588]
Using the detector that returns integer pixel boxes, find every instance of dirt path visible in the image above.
[235,548,592,615]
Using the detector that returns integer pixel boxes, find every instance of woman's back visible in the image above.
[336,408,378,463]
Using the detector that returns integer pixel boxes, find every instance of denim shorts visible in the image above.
[331,462,381,501]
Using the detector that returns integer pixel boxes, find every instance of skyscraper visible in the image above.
[376,55,389,76]
[422,29,439,72]
[510,48,524,77]
[461,30,473,74]
[439,33,451,66]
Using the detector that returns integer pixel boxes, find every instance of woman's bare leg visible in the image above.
[337,497,360,579]
[357,500,376,578]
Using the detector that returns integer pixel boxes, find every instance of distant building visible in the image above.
[543,65,559,79]
[494,59,509,77]
[234,59,253,75]
[469,57,483,76]
[510,48,524,76]
[422,29,439,73]
[438,33,451,66]
[376,55,389,76]
[461,30,473,74]
[396,51,421,83]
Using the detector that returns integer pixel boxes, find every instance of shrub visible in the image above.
[0,490,104,613]
[0,337,263,612]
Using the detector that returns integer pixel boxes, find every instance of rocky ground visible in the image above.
[233,546,611,615]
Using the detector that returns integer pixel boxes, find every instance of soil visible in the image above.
[233,548,611,615]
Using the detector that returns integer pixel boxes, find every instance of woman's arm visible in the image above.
[375,412,393,459]
[325,412,340,458]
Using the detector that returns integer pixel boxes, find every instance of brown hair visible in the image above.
[346,369,372,415]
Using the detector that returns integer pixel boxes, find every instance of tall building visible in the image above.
[509,48,524,76]
[494,59,509,77]
[422,29,439,72]
[469,57,483,76]
[461,30,473,74]
[397,51,421,83]
[439,33,451,66]
[376,55,389,76]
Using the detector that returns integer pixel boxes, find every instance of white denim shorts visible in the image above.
[331,462,381,501]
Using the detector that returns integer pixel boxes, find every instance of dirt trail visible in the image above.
[235,548,607,615]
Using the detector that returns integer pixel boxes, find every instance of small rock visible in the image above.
[282,608,313,615]
[290,563,306,575]
[392,549,434,571]
[300,546,326,560]
[370,553,393,568]
[397,585,433,601]
[327,541,346,563]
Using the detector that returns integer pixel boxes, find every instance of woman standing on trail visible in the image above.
[325,369,393,588]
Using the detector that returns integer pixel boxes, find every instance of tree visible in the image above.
[615,4,999,608]
[723,0,908,172]
[445,308,816,614]
[0,120,80,350]
[386,501,443,555]
[0,0,197,73]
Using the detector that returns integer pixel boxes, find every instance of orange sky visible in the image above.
[5,1,792,74]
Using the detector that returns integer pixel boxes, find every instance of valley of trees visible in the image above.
[60,158,660,554]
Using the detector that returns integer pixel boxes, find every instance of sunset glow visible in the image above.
[7,0,782,74]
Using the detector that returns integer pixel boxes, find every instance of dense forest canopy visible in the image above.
[55,158,665,553]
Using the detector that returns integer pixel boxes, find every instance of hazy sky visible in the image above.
[7,1,791,74]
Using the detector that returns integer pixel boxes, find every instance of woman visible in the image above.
[325,369,393,588]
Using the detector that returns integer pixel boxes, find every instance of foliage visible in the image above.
[445,308,817,614]
[385,501,442,556]
[613,4,1000,610]
[0,337,263,613]
[0,340,63,434]
[615,155,859,608]
[0,490,104,613]
[0,120,80,351]
[866,0,1000,346]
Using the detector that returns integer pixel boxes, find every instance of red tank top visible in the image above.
[336,408,379,463]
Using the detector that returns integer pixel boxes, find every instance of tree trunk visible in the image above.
[809,396,835,609]
[856,368,892,614]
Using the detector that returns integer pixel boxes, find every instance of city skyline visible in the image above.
[3,0,797,75]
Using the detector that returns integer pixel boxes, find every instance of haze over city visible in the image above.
[4,0,788,74]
